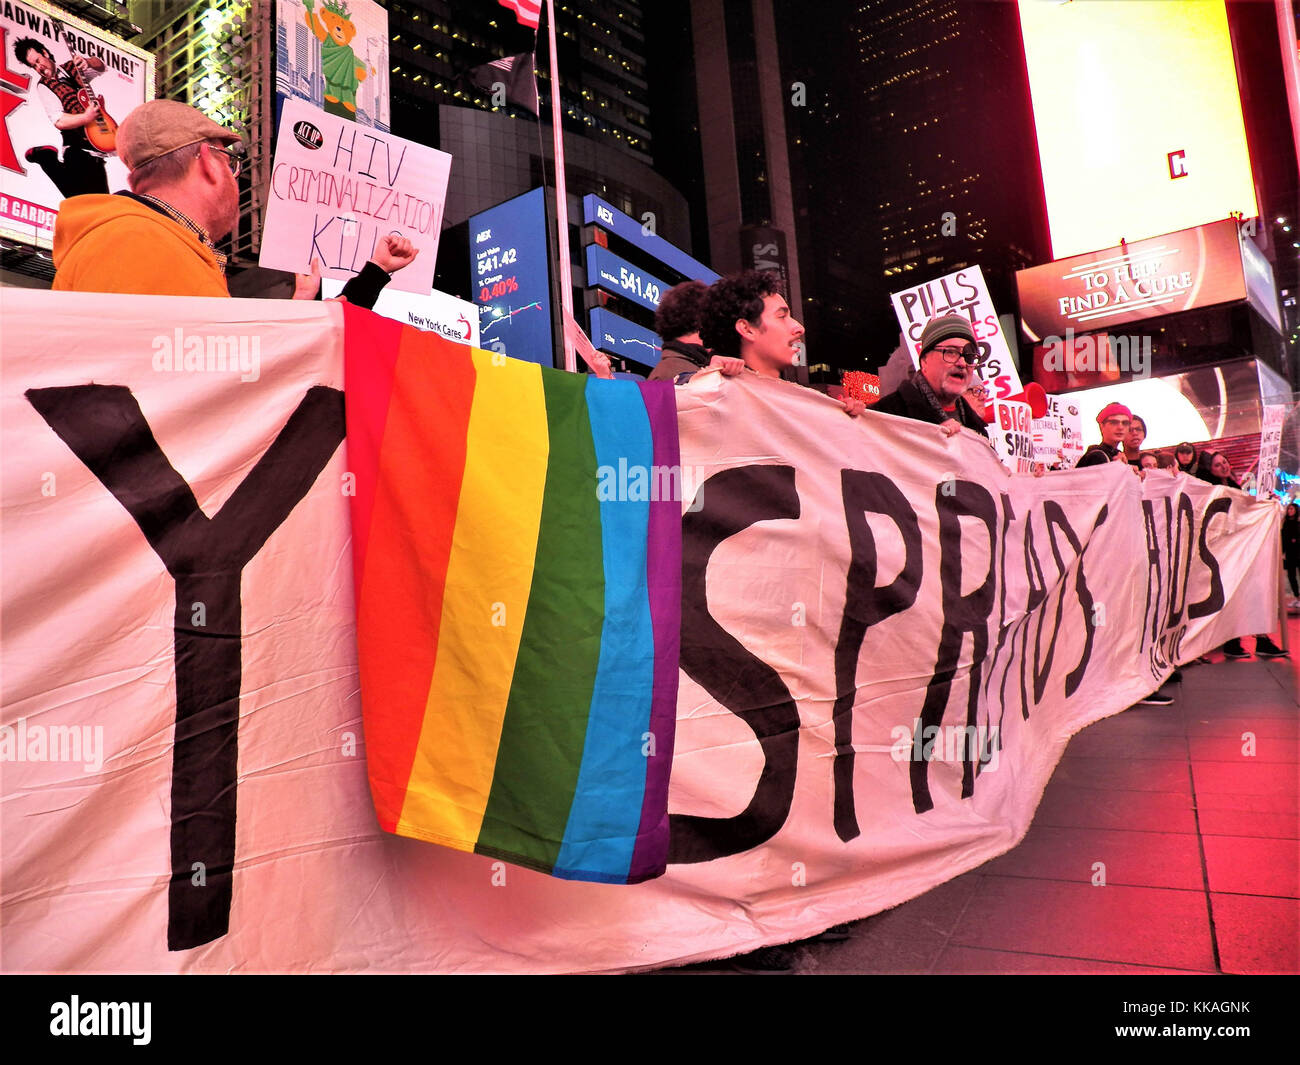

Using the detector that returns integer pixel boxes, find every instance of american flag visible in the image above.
[497,0,541,30]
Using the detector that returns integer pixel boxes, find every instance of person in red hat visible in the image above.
[1076,402,1133,468]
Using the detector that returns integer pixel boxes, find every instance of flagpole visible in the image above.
[544,0,576,372]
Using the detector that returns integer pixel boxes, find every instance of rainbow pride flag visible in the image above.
[343,306,681,884]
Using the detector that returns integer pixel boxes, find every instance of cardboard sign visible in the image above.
[1032,411,1064,466]
[1256,403,1288,499]
[260,97,449,294]
[1047,394,1085,468]
[890,265,1025,402]
[991,398,1036,472]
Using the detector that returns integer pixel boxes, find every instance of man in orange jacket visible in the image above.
[52,99,415,300]
[52,100,244,297]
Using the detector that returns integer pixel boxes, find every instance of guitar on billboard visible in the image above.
[51,20,118,155]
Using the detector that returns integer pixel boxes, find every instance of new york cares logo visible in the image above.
[50,997,151,1045]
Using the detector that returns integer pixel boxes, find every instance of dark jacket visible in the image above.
[873,377,989,439]
[1076,442,1122,468]
[1283,517,1300,567]
[647,338,709,382]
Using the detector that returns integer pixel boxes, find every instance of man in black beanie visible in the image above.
[874,314,990,440]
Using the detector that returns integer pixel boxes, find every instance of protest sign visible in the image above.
[1032,410,1064,466]
[260,97,449,294]
[991,397,1036,472]
[890,264,1024,401]
[1256,403,1288,498]
[1047,394,1085,468]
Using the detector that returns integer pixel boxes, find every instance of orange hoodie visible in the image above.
[52,194,229,298]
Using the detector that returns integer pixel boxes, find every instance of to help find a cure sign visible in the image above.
[891,266,1024,401]
[261,98,450,295]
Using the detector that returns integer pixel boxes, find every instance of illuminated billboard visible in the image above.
[0,0,153,248]
[1018,0,1257,259]
[470,188,555,366]
[275,0,389,130]
[589,307,663,367]
[582,194,718,282]
[1016,218,1249,342]
[584,244,667,313]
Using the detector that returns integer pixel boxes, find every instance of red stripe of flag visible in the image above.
[498,0,541,30]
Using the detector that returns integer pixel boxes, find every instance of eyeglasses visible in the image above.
[929,344,984,367]
[210,143,244,178]
[1103,417,1130,427]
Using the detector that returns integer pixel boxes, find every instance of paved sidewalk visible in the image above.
[661,620,1300,976]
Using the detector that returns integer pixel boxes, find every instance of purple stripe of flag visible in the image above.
[626,379,682,882]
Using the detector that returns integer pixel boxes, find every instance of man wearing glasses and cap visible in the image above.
[873,314,991,440]
[52,99,415,300]
[52,100,248,296]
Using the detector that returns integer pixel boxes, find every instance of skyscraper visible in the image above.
[782,0,1049,375]
[386,0,653,164]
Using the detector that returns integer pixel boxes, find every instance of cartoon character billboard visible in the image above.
[275,0,389,130]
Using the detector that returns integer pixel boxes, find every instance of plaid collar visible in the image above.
[132,194,228,275]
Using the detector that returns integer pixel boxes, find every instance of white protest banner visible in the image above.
[990,397,1036,472]
[890,264,1024,401]
[260,97,450,294]
[1256,403,1288,499]
[320,278,479,345]
[0,0,153,248]
[1,292,1280,973]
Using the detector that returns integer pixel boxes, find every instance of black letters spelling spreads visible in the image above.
[1189,497,1230,619]
[26,385,345,950]
[831,471,921,842]
[911,480,998,814]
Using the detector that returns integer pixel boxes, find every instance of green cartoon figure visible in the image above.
[304,0,375,119]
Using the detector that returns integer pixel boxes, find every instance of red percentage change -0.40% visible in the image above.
[480,276,520,301]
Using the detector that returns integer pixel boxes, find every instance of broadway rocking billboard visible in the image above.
[0,0,152,248]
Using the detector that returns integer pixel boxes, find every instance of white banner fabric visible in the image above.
[0,293,1280,972]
